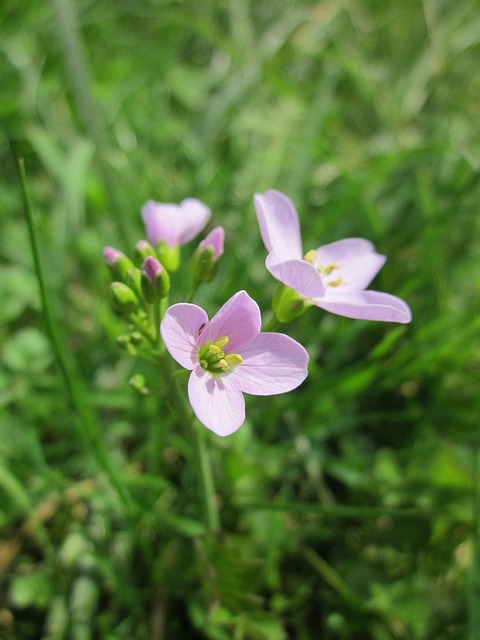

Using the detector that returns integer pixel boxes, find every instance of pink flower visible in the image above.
[160,291,309,436]
[254,190,412,323]
[141,198,211,247]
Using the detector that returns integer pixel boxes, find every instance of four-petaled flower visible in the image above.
[160,291,309,436]
[254,190,412,323]
[142,198,211,247]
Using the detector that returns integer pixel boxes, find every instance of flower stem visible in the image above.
[164,357,220,532]
[469,445,480,640]
[263,313,280,332]
[186,281,201,303]
[192,420,221,532]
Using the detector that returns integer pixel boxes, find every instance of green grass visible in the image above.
[1,0,480,638]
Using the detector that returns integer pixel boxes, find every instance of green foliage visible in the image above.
[1,0,480,638]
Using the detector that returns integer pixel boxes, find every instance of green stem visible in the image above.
[18,158,135,518]
[164,357,220,532]
[469,445,480,640]
[263,314,280,332]
[186,281,201,303]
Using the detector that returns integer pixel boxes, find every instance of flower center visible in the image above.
[198,336,243,374]
[303,250,344,288]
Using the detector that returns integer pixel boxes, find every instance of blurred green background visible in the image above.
[1,0,480,638]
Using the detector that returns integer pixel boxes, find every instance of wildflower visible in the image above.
[141,198,210,272]
[160,290,309,436]
[254,190,412,323]
[190,226,225,283]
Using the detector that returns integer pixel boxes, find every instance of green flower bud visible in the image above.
[128,374,150,395]
[156,241,180,272]
[110,282,138,315]
[190,227,224,283]
[125,268,142,297]
[134,240,158,266]
[272,284,309,323]
[103,247,135,281]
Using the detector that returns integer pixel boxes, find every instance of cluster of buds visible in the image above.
[104,198,224,361]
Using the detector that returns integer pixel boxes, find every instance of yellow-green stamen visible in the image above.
[198,336,243,374]
[303,250,317,265]
[317,263,339,275]
[327,277,343,287]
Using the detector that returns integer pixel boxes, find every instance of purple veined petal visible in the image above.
[188,366,246,436]
[314,290,412,323]
[314,238,386,292]
[254,190,303,261]
[200,290,261,352]
[232,333,309,395]
[266,253,326,298]
[199,226,224,259]
[160,303,209,369]
[141,198,211,247]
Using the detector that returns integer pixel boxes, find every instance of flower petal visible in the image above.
[141,198,211,247]
[160,303,208,369]
[314,238,386,292]
[314,290,412,323]
[200,290,261,352]
[266,253,326,298]
[254,190,303,260]
[199,226,224,259]
[232,333,309,395]
[176,199,212,244]
[188,366,246,436]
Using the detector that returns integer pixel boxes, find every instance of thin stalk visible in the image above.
[18,158,135,517]
[186,282,201,303]
[164,357,220,532]
[468,445,480,640]
[303,547,364,611]
[263,314,280,332]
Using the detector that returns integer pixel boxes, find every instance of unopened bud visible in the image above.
[110,282,138,315]
[125,268,142,297]
[141,257,170,303]
[128,374,150,395]
[156,241,180,272]
[190,227,224,283]
[134,240,158,266]
[116,334,130,350]
[103,246,134,281]
[272,284,309,323]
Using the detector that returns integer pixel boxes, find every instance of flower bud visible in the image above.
[128,374,150,395]
[141,257,170,303]
[125,267,142,297]
[110,282,138,315]
[156,241,180,272]
[272,284,309,323]
[190,227,224,284]
[134,240,158,266]
[103,246,135,281]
